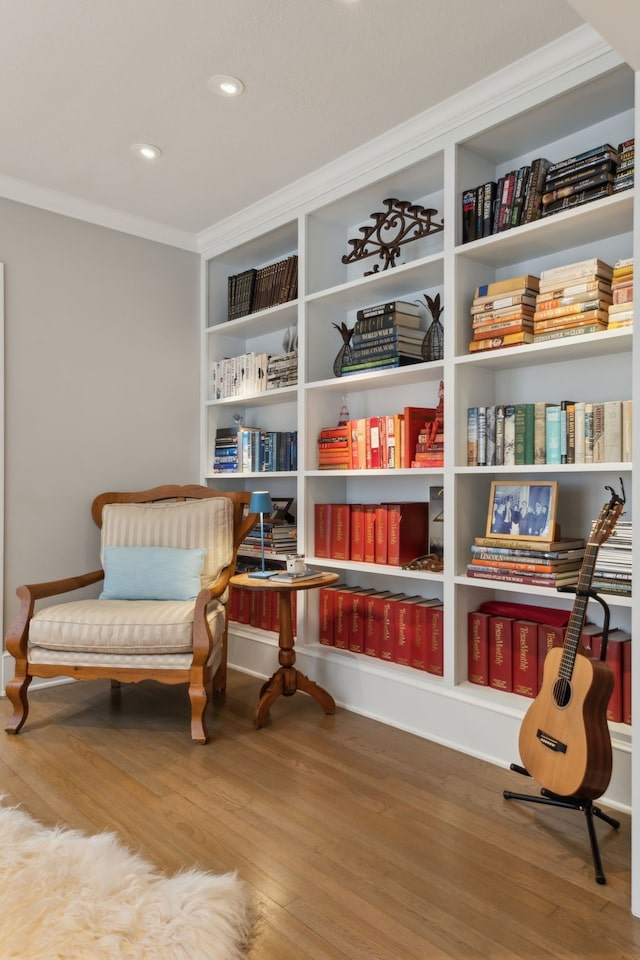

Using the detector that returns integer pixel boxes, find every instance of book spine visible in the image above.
[426,605,444,676]
[489,616,513,692]
[468,611,490,685]
[512,620,538,698]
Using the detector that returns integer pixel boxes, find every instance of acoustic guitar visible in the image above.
[518,483,625,800]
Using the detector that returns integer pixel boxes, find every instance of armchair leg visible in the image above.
[213,627,228,694]
[188,682,209,744]
[5,673,32,734]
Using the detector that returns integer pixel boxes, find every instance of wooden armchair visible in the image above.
[4,485,257,743]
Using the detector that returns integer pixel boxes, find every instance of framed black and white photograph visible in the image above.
[486,481,558,540]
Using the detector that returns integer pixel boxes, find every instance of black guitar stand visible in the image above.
[503,589,620,885]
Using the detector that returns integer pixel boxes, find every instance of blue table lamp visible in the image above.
[248,490,274,578]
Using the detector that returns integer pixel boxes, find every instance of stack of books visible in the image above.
[533,257,613,343]
[238,520,298,562]
[466,535,585,589]
[266,351,298,389]
[227,255,298,320]
[613,139,634,193]
[317,424,351,470]
[341,300,426,375]
[212,426,239,473]
[592,519,632,597]
[210,352,269,399]
[540,143,618,218]
[468,274,539,353]
[608,257,634,330]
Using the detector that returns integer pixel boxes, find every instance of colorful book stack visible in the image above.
[213,426,297,473]
[340,300,426,375]
[467,600,631,723]
[533,257,613,343]
[317,424,351,470]
[468,274,539,353]
[466,398,631,467]
[608,257,634,330]
[613,138,634,194]
[466,536,584,590]
[591,519,632,597]
[540,142,618,218]
[319,584,443,674]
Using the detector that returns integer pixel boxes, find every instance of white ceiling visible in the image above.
[0,0,636,245]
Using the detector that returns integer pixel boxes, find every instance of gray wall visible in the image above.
[1,198,200,629]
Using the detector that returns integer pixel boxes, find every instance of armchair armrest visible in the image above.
[6,570,105,660]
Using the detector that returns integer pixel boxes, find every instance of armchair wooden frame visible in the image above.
[4,484,258,743]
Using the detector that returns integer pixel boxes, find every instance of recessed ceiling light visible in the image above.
[131,143,162,161]
[208,75,244,97]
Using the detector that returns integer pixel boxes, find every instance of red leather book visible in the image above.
[468,610,490,685]
[489,615,513,692]
[385,501,429,566]
[512,619,538,698]
[592,628,630,723]
[363,591,394,658]
[426,604,444,676]
[350,503,365,562]
[411,599,440,670]
[238,587,252,625]
[537,622,566,690]
[379,593,404,662]
[229,584,241,622]
[314,503,333,558]
[366,416,382,469]
[257,590,273,632]
[318,583,343,646]
[394,595,423,665]
[330,503,351,560]
[374,504,388,564]
[333,586,360,650]
[364,504,377,563]
[349,588,376,654]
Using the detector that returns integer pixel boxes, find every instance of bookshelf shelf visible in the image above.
[201,37,637,844]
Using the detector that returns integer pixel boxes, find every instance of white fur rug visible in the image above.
[0,802,254,960]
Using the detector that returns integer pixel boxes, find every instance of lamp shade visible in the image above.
[249,491,272,515]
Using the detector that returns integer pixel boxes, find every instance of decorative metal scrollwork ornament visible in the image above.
[342,198,444,275]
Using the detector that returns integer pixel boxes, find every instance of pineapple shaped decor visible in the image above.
[421,293,444,362]
[332,322,354,376]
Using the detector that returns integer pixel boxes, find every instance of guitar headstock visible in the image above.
[589,478,626,547]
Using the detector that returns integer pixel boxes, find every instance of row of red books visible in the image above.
[468,608,631,724]
[228,586,297,635]
[319,584,443,673]
[315,501,430,567]
[317,405,441,471]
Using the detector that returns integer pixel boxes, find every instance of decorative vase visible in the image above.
[422,316,444,362]
[332,322,354,377]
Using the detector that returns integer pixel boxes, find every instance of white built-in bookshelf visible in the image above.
[200,29,638,909]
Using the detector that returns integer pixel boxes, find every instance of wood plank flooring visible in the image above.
[1,671,639,959]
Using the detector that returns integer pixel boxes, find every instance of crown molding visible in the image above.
[0,174,198,252]
[197,24,621,257]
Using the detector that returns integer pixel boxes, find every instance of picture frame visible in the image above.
[486,481,558,540]
[268,497,294,521]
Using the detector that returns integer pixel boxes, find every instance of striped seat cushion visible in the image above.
[100,498,233,591]
[28,598,225,655]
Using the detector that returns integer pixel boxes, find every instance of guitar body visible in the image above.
[519,647,614,800]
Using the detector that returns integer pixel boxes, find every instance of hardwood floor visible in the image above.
[1,671,639,959]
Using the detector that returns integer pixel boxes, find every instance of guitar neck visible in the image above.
[558,542,600,681]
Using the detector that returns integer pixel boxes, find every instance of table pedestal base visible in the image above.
[255,667,336,729]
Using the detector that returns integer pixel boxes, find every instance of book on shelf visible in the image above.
[512,620,539,699]
[468,610,490,686]
[538,257,613,284]
[541,186,614,217]
[545,143,618,176]
[385,501,429,567]
[473,535,585,551]
[468,331,534,352]
[353,311,424,334]
[543,158,616,190]
[470,544,584,561]
[521,158,551,223]
[356,300,423,322]
[474,275,540,299]
[466,566,579,588]
[489,615,513,692]
[541,171,615,206]
[533,322,607,344]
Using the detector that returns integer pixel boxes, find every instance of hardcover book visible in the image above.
[512,619,538,698]
[386,501,429,566]
[489,615,513,692]
[468,610,490,685]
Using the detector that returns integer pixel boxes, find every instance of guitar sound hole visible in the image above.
[553,679,572,708]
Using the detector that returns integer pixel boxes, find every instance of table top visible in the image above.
[230,571,339,592]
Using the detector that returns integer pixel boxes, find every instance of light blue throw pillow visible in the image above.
[100,546,207,601]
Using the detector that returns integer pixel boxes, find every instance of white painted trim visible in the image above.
[0,175,198,252]
[0,265,3,666]
[197,25,619,257]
